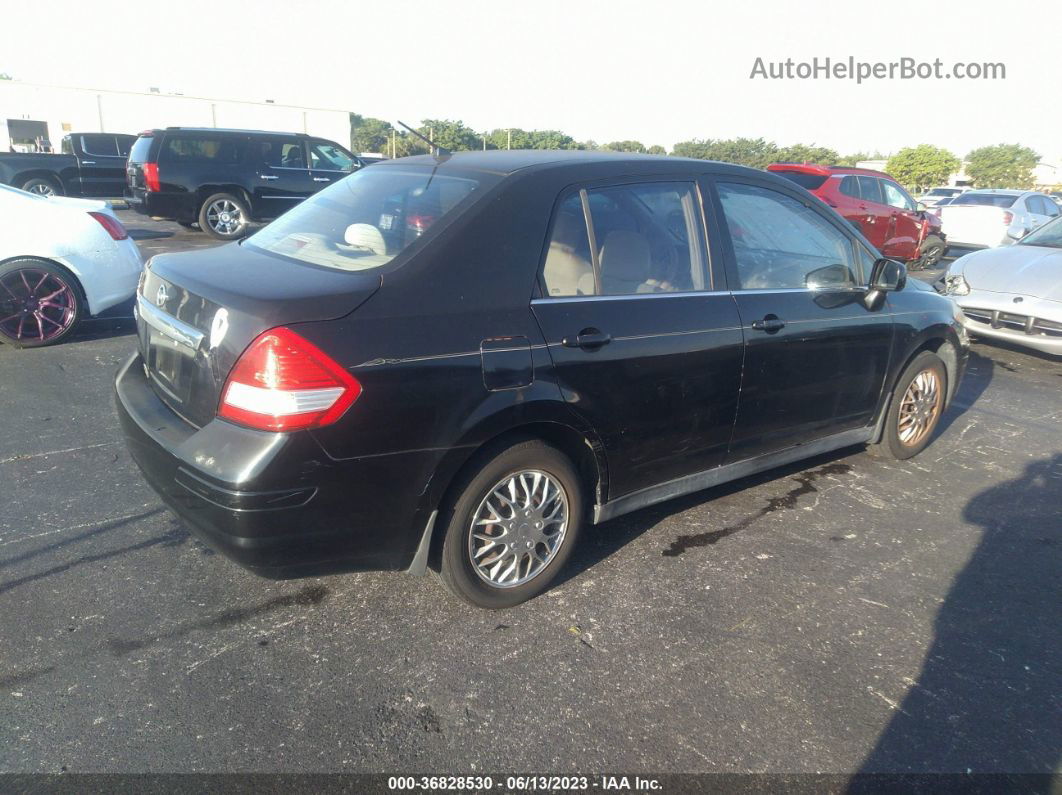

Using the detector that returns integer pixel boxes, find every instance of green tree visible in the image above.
[646,144,667,155]
[0,73,12,80]
[834,150,887,167]
[773,143,840,165]
[349,114,394,154]
[884,145,961,192]
[965,143,1040,189]
[418,119,481,152]
[671,137,778,168]
[602,140,647,153]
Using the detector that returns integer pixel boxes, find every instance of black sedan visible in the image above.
[115,151,968,608]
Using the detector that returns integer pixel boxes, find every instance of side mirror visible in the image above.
[1007,226,1028,240]
[916,201,928,212]
[869,257,906,291]
[864,257,906,309]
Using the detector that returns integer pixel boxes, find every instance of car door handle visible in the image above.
[562,329,612,349]
[751,315,786,333]
[313,177,331,182]
[81,160,96,165]
[259,174,278,181]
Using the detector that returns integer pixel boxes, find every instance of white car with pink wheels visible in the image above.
[0,183,142,348]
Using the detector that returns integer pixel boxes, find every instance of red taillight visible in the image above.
[1002,210,1014,225]
[218,327,361,432]
[88,211,129,240]
[406,213,436,235]
[142,162,160,192]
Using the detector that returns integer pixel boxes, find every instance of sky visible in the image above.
[5,0,1059,160]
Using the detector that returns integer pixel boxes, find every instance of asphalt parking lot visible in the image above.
[1,211,1059,776]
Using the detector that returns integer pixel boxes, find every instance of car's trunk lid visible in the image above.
[137,242,380,428]
[939,204,1010,247]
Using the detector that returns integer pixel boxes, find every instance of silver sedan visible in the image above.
[944,216,1062,356]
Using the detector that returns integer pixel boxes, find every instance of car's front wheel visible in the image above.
[198,192,249,240]
[439,439,583,609]
[20,177,62,197]
[875,351,947,459]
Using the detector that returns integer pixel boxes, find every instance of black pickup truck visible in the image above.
[0,133,136,198]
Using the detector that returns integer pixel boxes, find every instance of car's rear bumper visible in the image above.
[125,189,196,222]
[114,353,434,576]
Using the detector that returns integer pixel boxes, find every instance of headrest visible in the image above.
[344,223,387,256]
[599,230,650,283]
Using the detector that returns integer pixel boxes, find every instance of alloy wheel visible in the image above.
[0,268,77,343]
[26,182,56,197]
[205,199,244,236]
[468,470,569,588]
[897,369,942,447]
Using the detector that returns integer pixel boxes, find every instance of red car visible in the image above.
[766,164,947,269]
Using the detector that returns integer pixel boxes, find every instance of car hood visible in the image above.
[960,244,1062,302]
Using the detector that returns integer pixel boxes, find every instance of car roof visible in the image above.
[150,127,308,137]
[766,163,892,179]
[963,189,1028,195]
[372,149,764,178]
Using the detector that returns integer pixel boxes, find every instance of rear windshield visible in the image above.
[128,135,155,164]
[926,188,959,197]
[246,167,482,271]
[950,193,1017,208]
[772,171,828,190]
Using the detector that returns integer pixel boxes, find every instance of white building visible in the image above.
[1,81,353,152]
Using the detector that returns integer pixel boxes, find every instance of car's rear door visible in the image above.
[251,136,313,217]
[531,178,744,499]
[708,175,894,461]
[76,134,128,197]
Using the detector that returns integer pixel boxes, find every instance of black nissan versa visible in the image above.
[115,151,969,608]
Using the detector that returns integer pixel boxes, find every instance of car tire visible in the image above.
[198,192,249,240]
[20,176,62,198]
[918,235,947,269]
[873,351,947,460]
[0,258,84,348]
[438,439,583,609]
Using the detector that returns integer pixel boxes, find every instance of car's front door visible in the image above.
[251,136,313,217]
[308,139,360,193]
[532,179,744,499]
[710,177,895,461]
[880,179,922,261]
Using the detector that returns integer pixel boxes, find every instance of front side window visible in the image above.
[310,141,357,172]
[541,181,706,297]
[246,167,481,272]
[717,182,860,290]
[882,180,915,210]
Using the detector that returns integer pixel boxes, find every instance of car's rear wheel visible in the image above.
[0,259,84,348]
[875,351,947,459]
[20,177,62,197]
[439,439,582,609]
[198,192,249,240]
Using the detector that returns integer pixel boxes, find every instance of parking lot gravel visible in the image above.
[0,211,1059,775]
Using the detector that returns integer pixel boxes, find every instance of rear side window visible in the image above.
[258,139,306,168]
[857,176,885,205]
[160,135,245,165]
[246,167,481,271]
[541,182,707,297]
[717,182,860,290]
[773,171,828,190]
[80,134,120,157]
[128,135,155,164]
[839,176,860,199]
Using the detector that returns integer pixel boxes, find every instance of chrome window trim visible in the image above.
[531,290,731,304]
